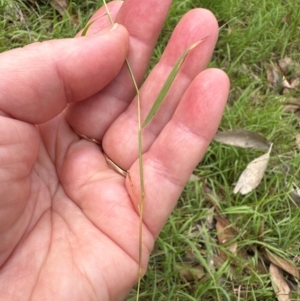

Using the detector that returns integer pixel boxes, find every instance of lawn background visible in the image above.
[1,0,300,300]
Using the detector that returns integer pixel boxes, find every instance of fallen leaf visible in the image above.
[51,0,69,15]
[215,215,237,255]
[50,0,78,25]
[285,277,299,292]
[289,182,300,207]
[178,249,205,282]
[282,75,292,89]
[177,264,205,282]
[265,249,300,280]
[233,144,273,195]
[291,78,300,90]
[281,14,289,23]
[180,249,199,264]
[278,57,293,74]
[214,129,271,150]
[233,285,242,299]
[267,62,292,90]
[211,254,226,269]
[289,191,300,207]
[284,98,300,106]
[227,242,238,255]
[188,173,201,182]
[205,207,215,230]
[296,134,300,148]
[270,264,291,301]
[283,104,300,113]
[267,64,282,87]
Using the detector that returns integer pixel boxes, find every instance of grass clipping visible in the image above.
[134,39,204,300]
[84,3,204,299]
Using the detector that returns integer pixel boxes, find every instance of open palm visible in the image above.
[0,1,229,300]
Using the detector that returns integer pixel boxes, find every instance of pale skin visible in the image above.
[0,0,229,300]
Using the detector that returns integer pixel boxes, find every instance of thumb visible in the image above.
[0,23,128,124]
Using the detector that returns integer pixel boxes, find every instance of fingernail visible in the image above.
[93,23,119,35]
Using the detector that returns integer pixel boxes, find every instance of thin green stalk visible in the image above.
[142,40,204,128]
[102,2,145,300]
[136,93,144,300]
[102,0,113,24]
[102,3,206,300]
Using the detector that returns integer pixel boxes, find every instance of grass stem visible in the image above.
[102,2,145,300]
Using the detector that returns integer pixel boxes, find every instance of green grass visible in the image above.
[1,0,300,300]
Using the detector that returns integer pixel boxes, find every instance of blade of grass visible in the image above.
[101,2,144,300]
[81,15,108,37]
[101,3,207,301]
[81,19,97,36]
[142,39,205,128]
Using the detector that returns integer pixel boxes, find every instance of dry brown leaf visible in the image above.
[289,191,300,207]
[282,75,292,89]
[270,264,291,301]
[212,254,226,268]
[289,183,300,207]
[284,98,300,106]
[227,243,238,255]
[215,215,237,255]
[50,0,78,25]
[266,249,300,280]
[51,0,69,15]
[214,129,271,150]
[267,64,282,87]
[178,249,205,282]
[177,264,205,282]
[227,25,232,35]
[267,62,292,89]
[205,207,215,230]
[283,104,300,113]
[278,57,293,73]
[296,135,300,149]
[233,144,272,195]
[188,173,201,182]
[291,78,300,90]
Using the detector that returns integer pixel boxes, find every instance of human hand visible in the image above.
[0,1,229,300]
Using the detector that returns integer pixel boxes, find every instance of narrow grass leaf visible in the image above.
[266,249,300,280]
[258,219,265,242]
[214,129,271,150]
[233,144,273,195]
[101,3,144,300]
[81,15,108,36]
[269,264,291,301]
[81,20,97,36]
[142,40,203,128]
